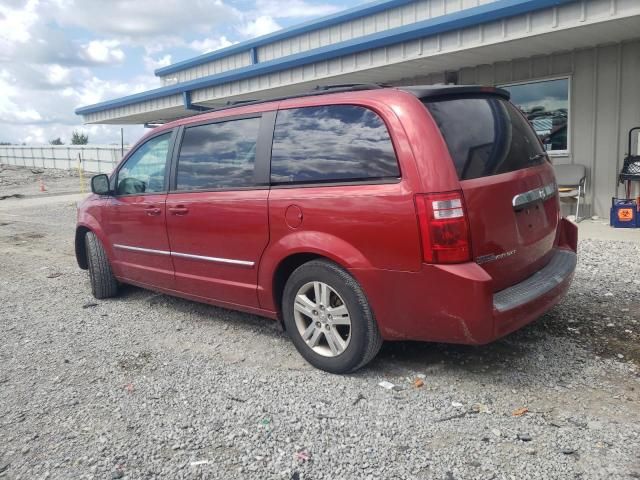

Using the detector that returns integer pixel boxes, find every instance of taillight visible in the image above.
[414,191,471,264]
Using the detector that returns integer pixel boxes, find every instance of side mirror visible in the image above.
[91,174,111,195]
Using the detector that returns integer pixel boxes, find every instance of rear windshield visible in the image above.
[424,96,546,180]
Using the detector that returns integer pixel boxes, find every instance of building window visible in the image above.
[176,117,261,191]
[270,105,400,184]
[500,78,569,153]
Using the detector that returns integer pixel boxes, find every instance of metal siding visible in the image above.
[160,0,496,83]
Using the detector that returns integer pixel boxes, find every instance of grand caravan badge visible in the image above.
[476,249,517,265]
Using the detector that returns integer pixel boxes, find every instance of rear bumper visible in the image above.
[353,218,578,344]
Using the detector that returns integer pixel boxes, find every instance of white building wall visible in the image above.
[157,0,500,86]
[191,0,640,104]
[160,51,253,86]
[82,94,184,125]
[256,0,500,63]
[87,0,640,124]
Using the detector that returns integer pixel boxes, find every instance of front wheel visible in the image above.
[282,260,382,374]
[85,231,118,299]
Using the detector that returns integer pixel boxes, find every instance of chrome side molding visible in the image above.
[113,243,254,267]
[114,244,170,256]
[171,251,255,267]
[512,182,557,210]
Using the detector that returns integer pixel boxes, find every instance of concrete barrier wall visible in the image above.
[0,145,129,174]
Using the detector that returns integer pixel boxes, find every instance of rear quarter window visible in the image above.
[424,96,546,180]
[270,105,400,184]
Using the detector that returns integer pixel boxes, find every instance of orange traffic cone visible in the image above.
[39,178,46,192]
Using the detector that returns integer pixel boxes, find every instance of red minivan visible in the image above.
[76,84,577,373]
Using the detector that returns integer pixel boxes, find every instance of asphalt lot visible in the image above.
[0,167,639,480]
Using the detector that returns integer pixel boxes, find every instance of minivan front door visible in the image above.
[165,115,270,308]
[103,131,175,289]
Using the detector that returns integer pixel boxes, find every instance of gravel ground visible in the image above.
[0,169,639,480]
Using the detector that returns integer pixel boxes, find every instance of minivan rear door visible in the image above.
[423,94,560,292]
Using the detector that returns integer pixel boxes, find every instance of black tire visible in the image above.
[85,231,118,299]
[282,259,382,374]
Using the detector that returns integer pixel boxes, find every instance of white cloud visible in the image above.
[45,64,73,86]
[0,0,353,146]
[254,0,341,19]
[53,0,239,39]
[240,15,282,38]
[74,74,159,108]
[0,0,39,44]
[83,39,125,64]
[189,36,234,54]
[143,54,172,73]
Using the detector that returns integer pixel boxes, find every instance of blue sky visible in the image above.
[0,0,362,145]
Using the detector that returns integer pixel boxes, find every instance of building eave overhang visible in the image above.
[75,0,574,117]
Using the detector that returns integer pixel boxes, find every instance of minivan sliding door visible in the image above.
[165,112,274,308]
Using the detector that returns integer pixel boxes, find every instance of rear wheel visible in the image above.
[85,231,118,299]
[282,259,382,373]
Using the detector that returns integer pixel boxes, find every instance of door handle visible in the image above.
[144,206,162,216]
[169,205,189,216]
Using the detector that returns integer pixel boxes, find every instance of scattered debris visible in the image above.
[316,413,337,420]
[561,448,576,455]
[124,383,135,393]
[226,394,247,403]
[512,407,529,417]
[46,272,63,279]
[471,403,490,414]
[190,460,210,466]
[31,169,44,174]
[294,449,311,463]
[413,378,424,388]
[111,470,124,479]
[517,433,532,442]
[451,401,463,408]
[171,444,182,451]
[378,380,395,390]
[352,393,365,406]
[491,428,502,437]
[0,464,9,474]
[437,411,469,423]
[82,302,98,309]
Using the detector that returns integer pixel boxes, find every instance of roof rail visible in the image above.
[174,83,393,118]
[313,83,390,92]
[170,84,511,124]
